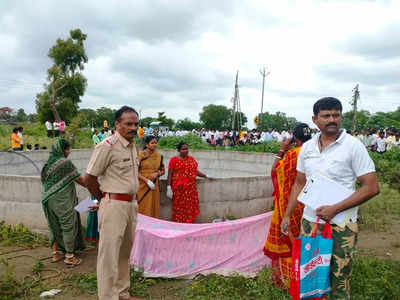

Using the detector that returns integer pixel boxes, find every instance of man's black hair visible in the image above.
[115,106,138,122]
[313,97,343,116]
[177,141,188,151]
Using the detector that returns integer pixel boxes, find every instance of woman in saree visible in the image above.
[263,123,311,288]
[41,139,86,267]
[137,135,165,218]
[166,142,207,223]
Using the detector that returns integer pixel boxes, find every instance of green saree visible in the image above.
[41,139,85,253]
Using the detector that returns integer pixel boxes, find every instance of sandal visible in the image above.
[64,255,83,268]
[51,251,64,263]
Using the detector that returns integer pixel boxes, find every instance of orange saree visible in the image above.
[138,150,163,218]
[263,147,304,288]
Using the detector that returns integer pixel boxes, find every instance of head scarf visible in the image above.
[41,139,79,204]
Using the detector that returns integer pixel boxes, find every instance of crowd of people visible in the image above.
[351,128,400,154]
[13,98,397,300]
[45,120,66,137]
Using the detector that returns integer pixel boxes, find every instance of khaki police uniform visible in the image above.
[86,132,139,300]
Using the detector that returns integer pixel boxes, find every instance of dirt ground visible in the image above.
[1,225,399,300]
[357,220,400,261]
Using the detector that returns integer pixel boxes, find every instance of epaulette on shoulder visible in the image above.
[104,134,117,147]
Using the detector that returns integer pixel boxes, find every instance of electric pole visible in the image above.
[231,71,241,131]
[259,67,270,115]
[350,84,360,132]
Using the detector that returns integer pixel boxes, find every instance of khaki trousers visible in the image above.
[97,195,138,300]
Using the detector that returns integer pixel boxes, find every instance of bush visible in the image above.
[369,148,400,191]
[158,134,213,150]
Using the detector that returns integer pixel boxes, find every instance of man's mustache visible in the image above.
[326,123,337,127]
[129,130,137,134]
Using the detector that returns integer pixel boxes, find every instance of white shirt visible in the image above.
[376,137,386,153]
[53,122,59,130]
[297,130,375,224]
[18,132,23,145]
[45,121,52,130]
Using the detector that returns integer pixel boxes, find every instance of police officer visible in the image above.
[85,106,141,300]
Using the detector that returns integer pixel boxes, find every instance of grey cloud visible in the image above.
[336,22,400,60]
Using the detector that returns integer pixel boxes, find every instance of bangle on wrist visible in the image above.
[275,155,282,160]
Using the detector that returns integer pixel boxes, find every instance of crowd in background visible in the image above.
[8,118,400,154]
[351,128,400,154]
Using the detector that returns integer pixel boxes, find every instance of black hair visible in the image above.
[313,97,342,116]
[61,139,71,150]
[293,123,312,143]
[115,106,138,122]
[177,141,188,151]
[18,127,23,131]
[143,135,157,149]
[12,127,18,133]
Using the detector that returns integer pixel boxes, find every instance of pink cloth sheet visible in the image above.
[130,212,272,278]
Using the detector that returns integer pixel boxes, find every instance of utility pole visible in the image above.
[259,67,270,130]
[231,71,241,131]
[259,67,270,115]
[350,84,360,132]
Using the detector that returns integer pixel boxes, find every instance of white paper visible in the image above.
[298,172,356,227]
[74,197,96,213]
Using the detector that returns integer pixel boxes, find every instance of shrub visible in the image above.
[369,148,400,191]
[158,134,213,150]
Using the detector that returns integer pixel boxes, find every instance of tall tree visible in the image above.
[15,108,28,122]
[258,111,298,131]
[199,104,242,130]
[176,118,203,130]
[156,112,175,129]
[36,29,88,123]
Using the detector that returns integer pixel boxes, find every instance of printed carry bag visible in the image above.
[290,217,333,300]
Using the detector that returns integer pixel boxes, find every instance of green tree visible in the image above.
[342,110,371,131]
[15,108,27,122]
[36,29,88,123]
[140,117,155,127]
[176,118,203,130]
[258,111,298,131]
[199,105,232,130]
[156,112,175,129]
[95,107,116,128]
[79,108,97,127]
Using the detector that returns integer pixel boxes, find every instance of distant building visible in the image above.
[0,107,13,117]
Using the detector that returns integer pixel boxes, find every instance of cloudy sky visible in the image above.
[0,0,399,127]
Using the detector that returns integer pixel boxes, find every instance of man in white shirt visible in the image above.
[281,97,379,300]
[45,120,53,137]
[375,131,387,154]
[53,121,60,137]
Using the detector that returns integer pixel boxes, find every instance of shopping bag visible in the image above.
[290,217,333,300]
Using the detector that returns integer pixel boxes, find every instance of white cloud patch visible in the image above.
[0,0,399,127]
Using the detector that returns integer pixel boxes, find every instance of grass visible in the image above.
[358,184,400,231]
[0,221,48,248]
[0,219,399,299]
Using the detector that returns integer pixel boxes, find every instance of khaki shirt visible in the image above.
[86,132,139,194]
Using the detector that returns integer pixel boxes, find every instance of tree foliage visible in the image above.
[342,107,400,131]
[36,29,88,123]
[175,118,203,130]
[156,112,175,128]
[258,111,298,131]
[199,104,247,130]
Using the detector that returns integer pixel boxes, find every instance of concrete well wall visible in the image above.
[0,149,274,233]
